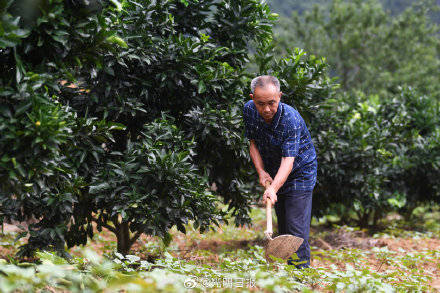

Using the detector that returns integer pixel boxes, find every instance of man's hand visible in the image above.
[263,185,277,205]
[258,170,273,187]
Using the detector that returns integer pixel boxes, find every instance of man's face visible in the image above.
[250,84,282,123]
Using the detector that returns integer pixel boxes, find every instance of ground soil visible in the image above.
[2,221,439,290]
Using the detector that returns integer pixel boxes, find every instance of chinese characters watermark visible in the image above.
[183,276,256,289]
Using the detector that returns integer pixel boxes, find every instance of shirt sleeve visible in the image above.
[282,120,301,157]
[243,105,255,140]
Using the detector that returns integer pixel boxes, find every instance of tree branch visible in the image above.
[91,215,117,234]
[129,230,143,247]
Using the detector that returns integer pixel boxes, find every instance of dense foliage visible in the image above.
[271,0,440,227]
[269,0,440,23]
[1,0,439,258]
[314,89,440,226]
[274,0,440,98]
[0,207,439,292]
[0,0,333,256]
[0,245,437,292]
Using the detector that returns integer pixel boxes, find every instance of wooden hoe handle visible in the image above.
[264,181,273,238]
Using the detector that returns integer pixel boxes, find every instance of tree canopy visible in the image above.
[0,0,333,255]
[1,0,439,257]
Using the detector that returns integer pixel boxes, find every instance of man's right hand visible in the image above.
[258,170,273,187]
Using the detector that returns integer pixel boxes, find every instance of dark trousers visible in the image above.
[274,189,313,268]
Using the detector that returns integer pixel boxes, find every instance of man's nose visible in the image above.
[264,105,270,112]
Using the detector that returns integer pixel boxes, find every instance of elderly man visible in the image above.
[243,75,317,268]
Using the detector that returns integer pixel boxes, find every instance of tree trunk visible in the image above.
[373,209,381,227]
[401,205,416,222]
[358,210,370,228]
[116,221,131,255]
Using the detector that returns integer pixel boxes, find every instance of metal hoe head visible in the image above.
[265,234,304,262]
[262,182,304,262]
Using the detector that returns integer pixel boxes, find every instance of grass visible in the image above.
[0,205,439,292]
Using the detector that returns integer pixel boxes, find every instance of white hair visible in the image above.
[250,75,280,94]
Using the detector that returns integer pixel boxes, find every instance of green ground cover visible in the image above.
[0,206,439,292]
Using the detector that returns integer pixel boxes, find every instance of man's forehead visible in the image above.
[255,83,279,92]
[254,85,280,99]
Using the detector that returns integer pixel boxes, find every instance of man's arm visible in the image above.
[250,139,295,204]
[264,157,295,204]
[249,140,273,186]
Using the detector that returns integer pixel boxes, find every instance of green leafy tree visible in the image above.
[2,0,330,256]
[59,0,278,255]
[269,0,440,23]
[274,0,440,99]
[271,0,440,225]
[386,89,440,219]
[0,0,115,256]
[313,88,440,227]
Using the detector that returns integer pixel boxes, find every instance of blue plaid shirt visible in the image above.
[243,100,317,192]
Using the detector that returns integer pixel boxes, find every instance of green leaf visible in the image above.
[108,122,126,131]
[14,50,25,83]
[109,0,123,11]
[89,182,111,194]
[106,35,128,48]
[197,80,206,94]
[15,102,32,117]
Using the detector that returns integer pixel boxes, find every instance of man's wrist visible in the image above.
[255,167,264,177]
[269,181,280,193]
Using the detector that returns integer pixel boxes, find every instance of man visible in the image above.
[243,75,317,269]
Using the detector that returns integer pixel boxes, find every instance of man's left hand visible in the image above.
[263,186,277,205]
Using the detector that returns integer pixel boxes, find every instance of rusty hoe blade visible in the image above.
[263,182,304,262]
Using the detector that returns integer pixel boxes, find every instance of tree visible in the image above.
[2,0,334,256]
[312,88,440,227]
[386,89,440,220]
[271,0,440,225]
[274,0,440,99]
[269,0,440,24]
[0,0,115,256]
[59,0,277,255]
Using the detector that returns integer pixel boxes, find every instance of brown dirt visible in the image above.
[191,239,264,252]
[309,226,440,252]
[379,238,440,252]
[2,222,439,289]
[310,231,440,289]
[310,226,376,250]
